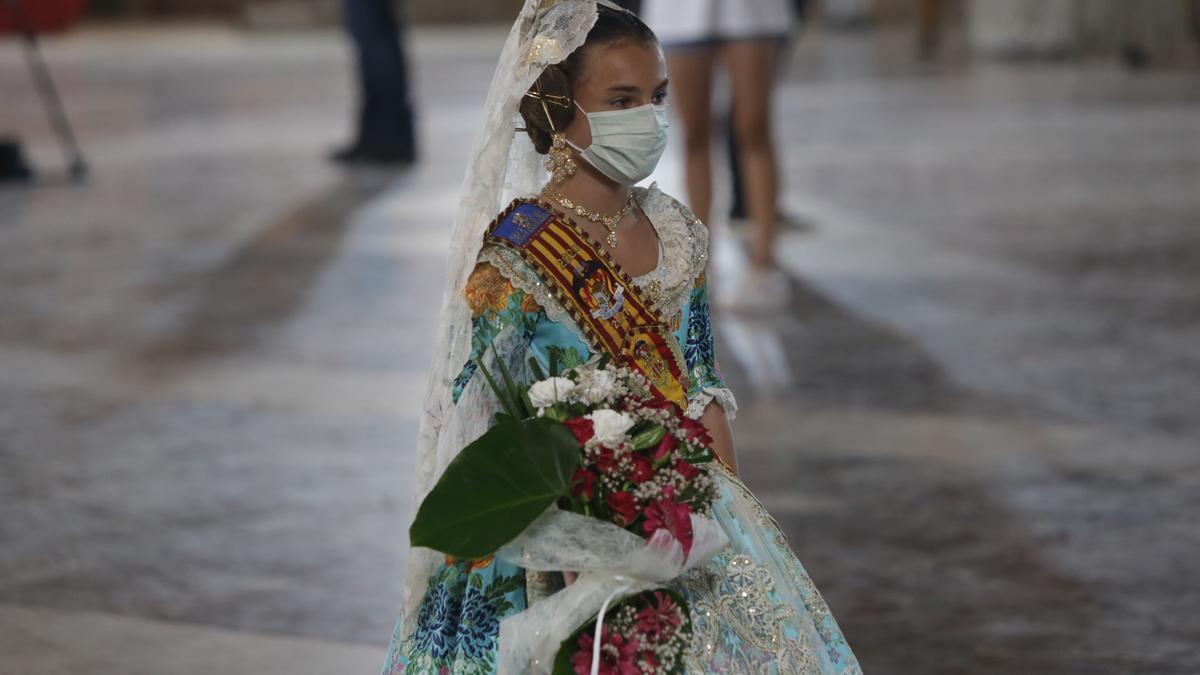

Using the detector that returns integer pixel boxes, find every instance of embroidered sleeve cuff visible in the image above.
[686,385,738,422]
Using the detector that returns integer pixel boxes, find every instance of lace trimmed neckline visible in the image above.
[511,182,701,320]
[631,186,665,282]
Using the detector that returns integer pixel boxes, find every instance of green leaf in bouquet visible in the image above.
[542,405,569,422]
[476,352,518,419]
[519,389,538,421]
[491,344,531,419]
[681,447,714,464]
[528,356,548,383]
[409,416,581,559]
[630,424,666,450]
[546,345,586,372]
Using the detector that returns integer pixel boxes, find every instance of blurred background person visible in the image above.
[727,0,812,233]
[332,0,417,165]
[640,0,797,312]
[825,0,874,29]
[967,0,1198,65]
[916,0,946,59]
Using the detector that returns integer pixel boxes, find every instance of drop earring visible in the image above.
[524,78,575,184]
[546,132,577,184]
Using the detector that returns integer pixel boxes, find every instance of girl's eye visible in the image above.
[610,97,631,108]
[652,91,668,105]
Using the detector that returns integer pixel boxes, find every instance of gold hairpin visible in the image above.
[523,90,572,108]
[525,79,572,133]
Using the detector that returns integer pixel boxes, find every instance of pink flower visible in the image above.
[565,417,595,445]
[629,455,654,484]
[571,469,597,501]
[642,499,694,555]
[607,491,639,526]
[635,592,685,643]
[572,627,640,675]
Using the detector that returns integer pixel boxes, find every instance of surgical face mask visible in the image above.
[567,101,669,185]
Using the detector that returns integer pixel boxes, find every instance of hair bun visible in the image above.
[518,6,657,155]
[519,66,575,154]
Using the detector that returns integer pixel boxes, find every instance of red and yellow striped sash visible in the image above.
[486,199,690,409]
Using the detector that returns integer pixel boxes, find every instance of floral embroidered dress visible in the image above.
[382,184,861,674]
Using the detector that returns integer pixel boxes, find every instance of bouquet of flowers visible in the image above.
[529,364,720,559]
[556,589,691,675]
[408,351,729,674]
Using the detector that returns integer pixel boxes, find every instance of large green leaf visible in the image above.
[409,416,580,559]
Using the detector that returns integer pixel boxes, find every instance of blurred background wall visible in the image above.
[85,0,527,23]
[82,0,960,24]
[71,0,1199,62]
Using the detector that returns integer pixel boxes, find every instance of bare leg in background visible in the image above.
[725,38,783,270]
[665,45,718,226]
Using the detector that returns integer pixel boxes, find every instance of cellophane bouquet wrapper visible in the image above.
[494,507,728,674]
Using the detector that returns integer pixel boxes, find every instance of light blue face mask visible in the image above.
[568,101,670,185]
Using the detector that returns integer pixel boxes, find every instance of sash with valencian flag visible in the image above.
[485,199,691,410]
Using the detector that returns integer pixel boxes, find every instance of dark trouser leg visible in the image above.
[727,116,747,219]
[343,0,415,154]
[916,0,943,59]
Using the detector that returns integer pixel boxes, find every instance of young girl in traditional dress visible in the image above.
[382,3,861,673]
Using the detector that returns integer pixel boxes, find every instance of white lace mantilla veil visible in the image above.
[398,0,608,633]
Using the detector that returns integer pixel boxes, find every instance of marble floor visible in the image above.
[1,22,1198,674]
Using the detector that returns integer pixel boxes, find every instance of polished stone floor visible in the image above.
[1,23,1198,675]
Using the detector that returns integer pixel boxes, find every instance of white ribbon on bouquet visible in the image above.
[494,507,729,674]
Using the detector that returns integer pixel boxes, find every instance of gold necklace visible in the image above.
[548,191,635,248]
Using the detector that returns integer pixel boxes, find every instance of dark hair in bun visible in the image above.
[518,6,657,154]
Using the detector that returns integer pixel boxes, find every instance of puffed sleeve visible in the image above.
[683,268,737,422]
[451,258,543,404]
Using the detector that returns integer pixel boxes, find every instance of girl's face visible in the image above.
[563,40,669,151]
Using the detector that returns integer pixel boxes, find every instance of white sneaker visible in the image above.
[723,267,791,314]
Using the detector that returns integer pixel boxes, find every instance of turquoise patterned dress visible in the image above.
[382,185,861,674]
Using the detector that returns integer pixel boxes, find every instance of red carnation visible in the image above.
[653,432,678,463]
[571,469,597,501]
[595,447,619,474]
[642,499,694,555]
[673,459,700,481]
[607,491,639,526]
[564,417,595,445]
[629,455,654,484]
[573,627,640,675]
[635,591,684,642]
[680,417,712,446]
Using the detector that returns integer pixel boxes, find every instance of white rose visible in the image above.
[586,409,635,447]
[528,377,576,409]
